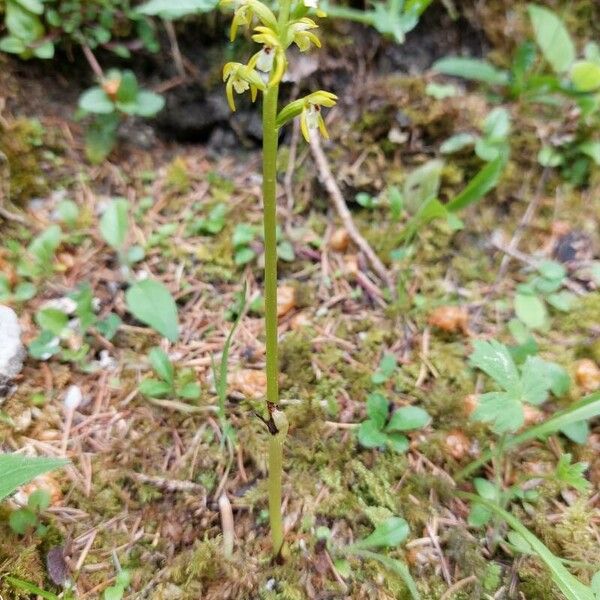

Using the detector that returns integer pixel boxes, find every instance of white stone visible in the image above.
[0,305,25,392]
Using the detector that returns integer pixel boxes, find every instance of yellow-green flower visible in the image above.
[299,91,337,141]
[223,62,266,111]
[287,18,321,52]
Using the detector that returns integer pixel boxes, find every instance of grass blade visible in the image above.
[459,493,593,600]
[455,391,600,481]
[344,548,421,600]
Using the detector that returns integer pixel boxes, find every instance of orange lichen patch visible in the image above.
[463,394,478,416]
[229,369,266,399]
[277,285,296,317]
[290,312,311,331]
[575,359,600,392]
[428,306,470,335]
[102,77,121,100]
[329,228,350,252]
[444,430,471,460]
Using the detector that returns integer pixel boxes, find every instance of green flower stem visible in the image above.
[262,83,286,556]
[262,85,280,410]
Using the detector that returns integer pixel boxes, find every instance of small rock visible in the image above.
[428,305,469,334]
[329,228,350,253]
[0,305,25,397]
[444,430,471,460]
[523,405,545,426]
[277,286,296,317]
[343,254,359,277]
[575,359,600,392]
[230,369,267,399]
[463,394,478,416]
[290,312,311,331]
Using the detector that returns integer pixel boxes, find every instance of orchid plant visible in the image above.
[221,0,336,557]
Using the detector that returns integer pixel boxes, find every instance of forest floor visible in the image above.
[1,2,600,599]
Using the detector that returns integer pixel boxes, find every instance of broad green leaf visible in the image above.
[474,477,499,501]
[483,107,511,140]
[386,406,430,432]
[469,339,520,390]
[100,198,129,250]
[115,71,139,107]
[578,141,600,165]
[97,314,122,340]
[425,82,458,99]
[32,40,54,59]
[177,381,201,400]
[85,113,119,164]
[0,454,68,502]
[277,240,295,262]
[372,353,397,384]
[5,577,59,600]
[515,293,548,330]
[460,493,594,600]
[138,378,172,398]
[560,421,589,444]
[403,159,443,212]
[468,503,492,527]
[508,531,534,554]
[15,0,44,14]
[472,391,524,434]
[387,432,409,453]
[537,260,566,280]
[447,156,506,212]
[0,35,27,54]
[342,549,420,600]
[440,133,476,154]
[148,347,174,384]
[352,517,410,549]
[520,356,551,405]
[133,90,165,117]
[28,225,62,266]
[234,247,256,266]
[126,279,179,342]
[571,60,600,92]
[547,290,576,312]
[538,145,564,167]
[6,0,44,43]
[456,391,600,481]
[358,420,388,448]
[555,454,590,492]
[366,392,389,429]
[28,331,60,360]
[35,308,68,336]
[79,87,115,115]
[232,224,256,247]
[432,57,509,85]
[9,508,37,534]
[528,4,575,74]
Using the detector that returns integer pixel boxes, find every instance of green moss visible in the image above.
[0,117,48,203]
[165,157,192,194]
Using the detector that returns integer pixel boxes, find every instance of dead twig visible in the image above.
[308,134,395,297]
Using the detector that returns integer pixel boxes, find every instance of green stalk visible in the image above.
[262,83,286,556]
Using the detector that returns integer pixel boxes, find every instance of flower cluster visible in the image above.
[220,0,336,139]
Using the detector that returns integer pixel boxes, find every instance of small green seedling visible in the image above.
[441,107,511,162]
[9,489,51,536]
[371,352,397,384]
[514,260,577,331]
[358,392,430,453]
[17,225,62,280]
[190,203,228,236]
[99,198,145,271]
[28,283,121,367]
[139,347,200,400]
[433,5,600,185]
[469,339,570,434]
[318,516,420,599]
[232,223,295,266]
[103,568,131,600]
[78,69,164,163]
